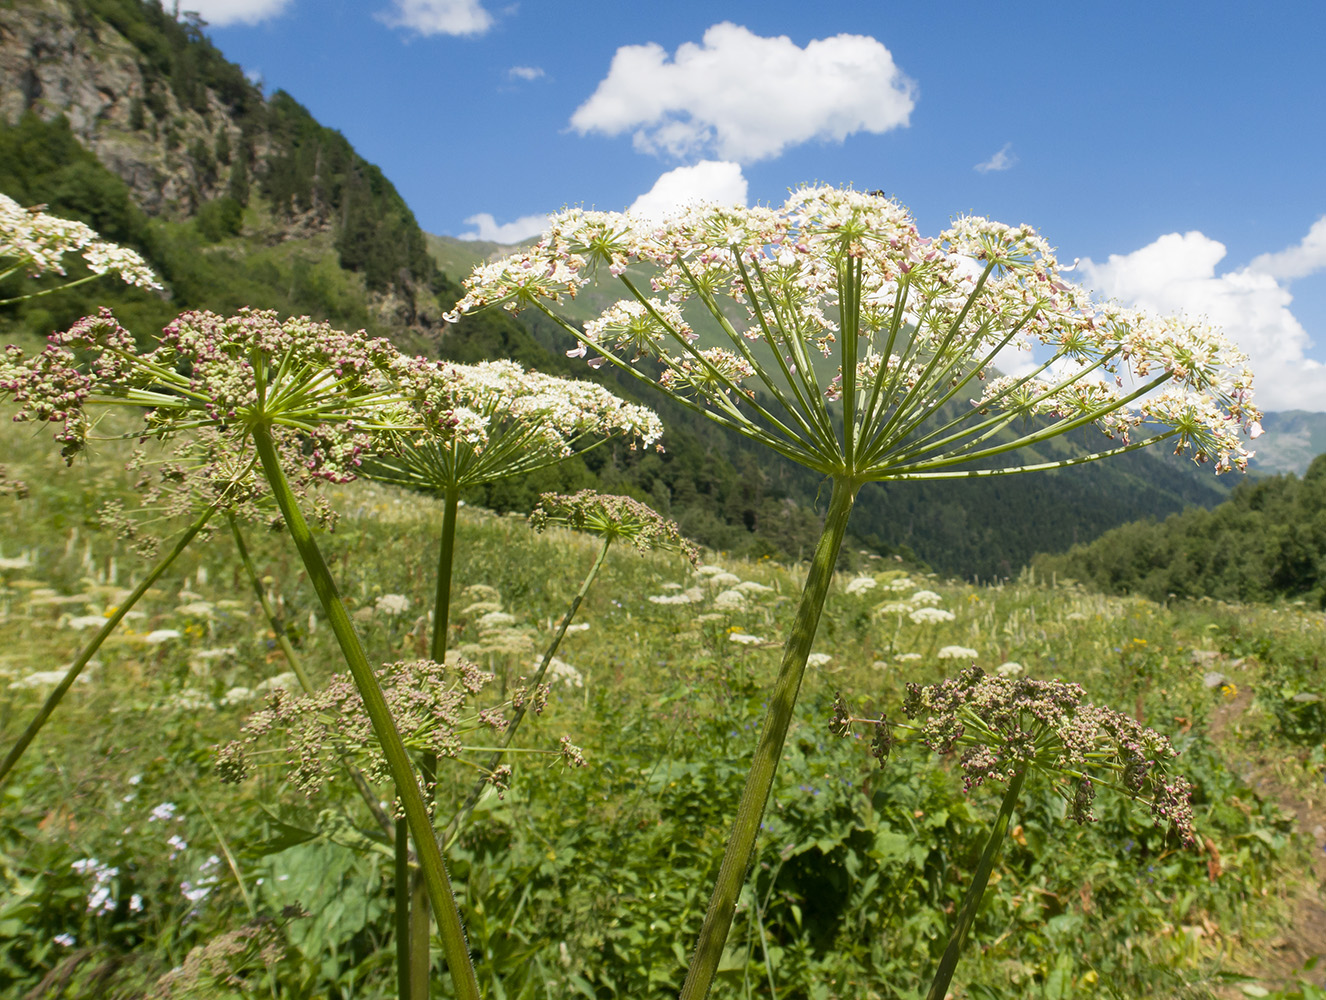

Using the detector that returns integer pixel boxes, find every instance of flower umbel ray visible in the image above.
[446,186,1259,482]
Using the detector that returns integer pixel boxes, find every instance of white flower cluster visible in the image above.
[70,857,120,916]
[375,593,412,616]
[844,575,878,596]
[378,358,663,490]
[447,185,1258,478]
[648,563,777,612]
[937,645,979,660]
[873,584,957,625]
[908,607,956,625]
[1,192,159,290]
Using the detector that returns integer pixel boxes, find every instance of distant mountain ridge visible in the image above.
[1249,411,1326,475]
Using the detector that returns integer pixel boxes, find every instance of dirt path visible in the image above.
[1208,678,1326,990]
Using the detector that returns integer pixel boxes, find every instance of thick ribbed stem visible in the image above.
[251,424,480,1000]
[926,769,1027,1000]
[430,485,461,663]
[679,476,857,1000]
[0,504,214,787]
[444,534,612,848]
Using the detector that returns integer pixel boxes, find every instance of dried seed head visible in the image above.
[839,665,1197,848]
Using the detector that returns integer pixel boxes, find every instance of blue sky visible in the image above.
[197,0,1326,410]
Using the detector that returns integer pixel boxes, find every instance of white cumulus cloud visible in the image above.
[377,0,493,37]
[184,0,292,26]
[1078,226,1326,412]
[628,161,748,222]
[1248,216,1326,282]
[570,22,916,163]
[975,142,1017,173]
[508,65,545,82]
[457,212,549,244]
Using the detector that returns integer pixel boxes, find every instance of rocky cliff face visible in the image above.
[0,0,248,217]
[0,0,446,338]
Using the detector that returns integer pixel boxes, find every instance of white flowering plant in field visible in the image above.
[1,192,160,305]
[1,300,665,1000]
[446,184,1261,1000]
[449,185,1258,480]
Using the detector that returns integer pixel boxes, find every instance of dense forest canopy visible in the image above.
[1035,453,1326,605]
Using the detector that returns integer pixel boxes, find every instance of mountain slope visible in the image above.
[0,0,1243,575]
[1033,454,1326,604]
[0,0,446,342]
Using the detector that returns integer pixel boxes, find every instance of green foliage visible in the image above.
[0,113,151,248]
[0,114,384,339]
[73,0,264,124]
[193,196,242,243]
[0,422,1315,998]
[1036,454,1326,606]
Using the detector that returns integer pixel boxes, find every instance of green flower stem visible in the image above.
[680,475,858,1000]
[733,253,839,456]
[429,483,461,665]
[884,431,1178,480]
[396,819,414,1000]
[529,302,825,471]
[443,534,613,850]
[627,266,827,460]
[839,254,862,470]
[226,513,395,841]
[886,371,1172,476]
[250,423,481,1000]
[408,482,462,1000]
[0,269,109,307]
[926,768,1028,1000]
[0,504,214,788]
[227,514,315,694]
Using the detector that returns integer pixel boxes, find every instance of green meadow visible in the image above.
[2,426,1322,999]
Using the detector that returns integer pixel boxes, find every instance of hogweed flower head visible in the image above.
[446,185,1258,481]
[366,357,662,491]
[215,655,573,811]
[529,489,698,563]
[834,666,1197,848]
[1,193,160,302]
[2,307,405,475]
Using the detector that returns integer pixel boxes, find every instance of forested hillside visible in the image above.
[1034,453,1326,605]
[1,0,1239,576]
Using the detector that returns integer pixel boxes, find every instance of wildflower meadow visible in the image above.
[3,187,1322,1000]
